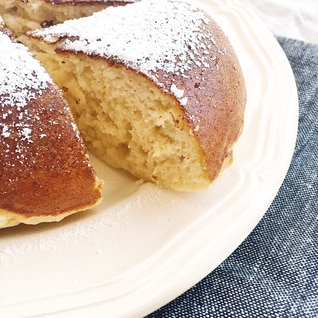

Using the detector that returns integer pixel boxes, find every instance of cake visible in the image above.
[0,19,103,229]
[26,0,246,191]
[0,0,139,37]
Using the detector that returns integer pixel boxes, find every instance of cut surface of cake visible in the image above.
[0,0,139,37]
[28,0,246,191]
[0,20,103,229]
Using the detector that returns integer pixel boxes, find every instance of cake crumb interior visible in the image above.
[31,45,210,191]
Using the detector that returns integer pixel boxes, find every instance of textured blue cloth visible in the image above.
[146,37,318,318]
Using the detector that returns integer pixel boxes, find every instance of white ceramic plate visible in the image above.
[0,0,298,317]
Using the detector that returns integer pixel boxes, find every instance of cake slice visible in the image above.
[0,0,139,37]
[0,19,103,228]
[27,0,246,191]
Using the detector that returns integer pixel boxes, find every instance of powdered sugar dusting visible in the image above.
[170,84,184,99]
[0,30,54,167]
[0,32,52,110]
[171,83,188,106]
[0,31,53,148]
[31,0,217,103]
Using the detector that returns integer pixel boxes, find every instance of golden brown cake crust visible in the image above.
[30,1,246,185]
[151,21,246,182]
[0,25,102,226]
[0,84,102,218]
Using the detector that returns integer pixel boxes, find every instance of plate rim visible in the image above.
[0,0,299,317]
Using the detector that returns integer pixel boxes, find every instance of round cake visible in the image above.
[27,0,246,191]
[0,19,103,228]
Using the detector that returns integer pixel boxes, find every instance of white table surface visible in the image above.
[240,0,318,44]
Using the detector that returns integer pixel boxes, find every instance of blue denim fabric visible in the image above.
[146,37,318,318]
